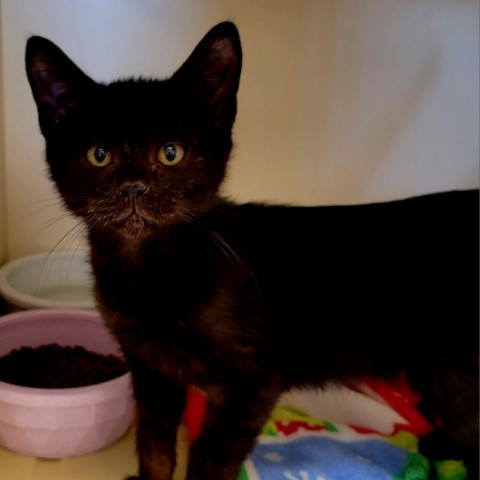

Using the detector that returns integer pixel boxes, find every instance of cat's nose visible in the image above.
[119,183,147,202]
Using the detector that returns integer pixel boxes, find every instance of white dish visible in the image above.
[0,251,95,310]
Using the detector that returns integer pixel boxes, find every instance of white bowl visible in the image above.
[0,251,95,310]
[0,309,134,458]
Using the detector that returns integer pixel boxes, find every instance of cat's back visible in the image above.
[214,189,478,342]
[225,188,478,266]
[212,189,478,379]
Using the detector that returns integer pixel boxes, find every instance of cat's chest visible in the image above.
[105,301,230,387]
[91,238,265,377]
[93,245,216,314]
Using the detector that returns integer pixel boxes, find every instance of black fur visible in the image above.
[25,22,479,479]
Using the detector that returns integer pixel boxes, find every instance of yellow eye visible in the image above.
[157,143,186,166]
[87,145,113,167]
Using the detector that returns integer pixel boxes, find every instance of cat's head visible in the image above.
[25,22,241,244]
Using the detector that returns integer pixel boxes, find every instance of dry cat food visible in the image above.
[0,343,128,388]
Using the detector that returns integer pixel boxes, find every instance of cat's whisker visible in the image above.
[180,209,242,266]
[39,212,76,231]
[61,222,88,252]
[47,221,86,257]
[30,199,65,214]
[32,221,88,295]
[180,208,262,296]
[179,212,217,270]
[33,222,88,296]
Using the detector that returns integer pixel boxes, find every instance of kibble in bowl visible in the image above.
[0,309,134,458]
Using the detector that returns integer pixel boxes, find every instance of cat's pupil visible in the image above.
[95,147,107,163]
[164,145,177,162]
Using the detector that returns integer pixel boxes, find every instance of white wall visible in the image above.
[0,0,478,260]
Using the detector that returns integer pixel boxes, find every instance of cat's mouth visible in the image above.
[121,214,146,229]
[87,196,180,239]
[114,212,153,238]
[112,209,176,238]
[82,206,147,238]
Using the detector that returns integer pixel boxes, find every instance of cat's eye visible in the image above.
[87,145,113,167]
[157,143,186,166]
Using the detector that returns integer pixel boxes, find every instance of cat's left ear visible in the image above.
[172,22,242,129]
[25,36,96,135]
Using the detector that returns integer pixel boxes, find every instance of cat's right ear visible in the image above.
[25,36,96,135]
[171,22,242,131]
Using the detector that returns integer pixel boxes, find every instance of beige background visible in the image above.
[0,0,478,262]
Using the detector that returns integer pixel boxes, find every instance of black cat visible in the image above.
[25,22,479,480]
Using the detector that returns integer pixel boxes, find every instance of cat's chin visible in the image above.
[115,215,154,241]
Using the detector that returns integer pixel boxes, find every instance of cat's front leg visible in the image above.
[125,356,186,480]
[185,380,281,480]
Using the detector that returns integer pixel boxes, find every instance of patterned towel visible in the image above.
[183,386,468,480]
[238,406,467,480]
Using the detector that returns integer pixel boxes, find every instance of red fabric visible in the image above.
[183,386,207,442]
[275,420,329,435]
[182,373,433,443]
[362,375,433,437]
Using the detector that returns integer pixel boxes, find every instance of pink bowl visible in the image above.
[0,309,134,458]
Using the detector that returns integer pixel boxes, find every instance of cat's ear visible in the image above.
[25,36,96,135]
[172,22,242,129]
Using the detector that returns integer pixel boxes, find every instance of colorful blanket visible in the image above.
[183,384,469,480]
[237,406,467,480]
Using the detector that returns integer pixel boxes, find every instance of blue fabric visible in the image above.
[246,436,408,480]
